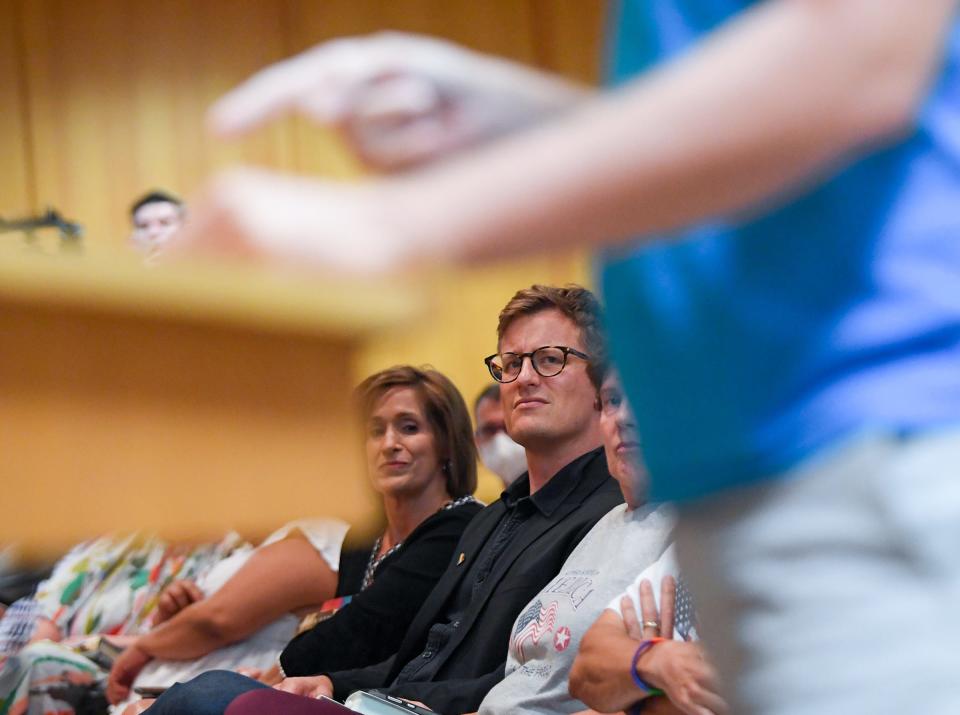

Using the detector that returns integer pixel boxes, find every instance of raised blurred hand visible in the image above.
[208,32,587,171]
[170,169,422,274]
[171,33,586,268]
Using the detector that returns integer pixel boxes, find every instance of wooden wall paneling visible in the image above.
[5,0,606,516]
[530,0,606,83]
[0,0,34,220]
[19,0,300,249]
[285,0,541,59]
[0,297,377,561]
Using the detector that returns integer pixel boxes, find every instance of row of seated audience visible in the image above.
[0,285,724,715]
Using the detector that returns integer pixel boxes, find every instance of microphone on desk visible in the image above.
[0,207,84,241]
[42,208,84,240]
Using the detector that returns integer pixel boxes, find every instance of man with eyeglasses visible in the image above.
[243,285,622,714]
[476,363,693,715]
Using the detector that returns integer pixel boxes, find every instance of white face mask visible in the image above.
[478,431,528,487]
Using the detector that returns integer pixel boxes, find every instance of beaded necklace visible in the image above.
[361,495,478,590]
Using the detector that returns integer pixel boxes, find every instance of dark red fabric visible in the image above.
[225,688,350,715]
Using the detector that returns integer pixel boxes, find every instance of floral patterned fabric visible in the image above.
[0,641,104,715]
[34,534,244,641]
[0,533,245,715]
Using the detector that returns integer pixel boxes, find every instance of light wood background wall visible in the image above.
[1,0,606,508]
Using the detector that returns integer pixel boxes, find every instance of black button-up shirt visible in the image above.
[389,451,617,707]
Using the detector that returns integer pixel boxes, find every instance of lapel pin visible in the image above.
[457,552,465,565]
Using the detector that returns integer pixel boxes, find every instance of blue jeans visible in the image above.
[147,670,270,715]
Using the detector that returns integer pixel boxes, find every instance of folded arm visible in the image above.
[399,0,958,264]
[571,587,724,715]
[107,535,337,703]
[139,535,336,659]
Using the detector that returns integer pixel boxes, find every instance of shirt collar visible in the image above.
[499,447,604,517]
[500,470,530,510]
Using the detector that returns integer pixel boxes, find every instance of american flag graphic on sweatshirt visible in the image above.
[513,599,559,662]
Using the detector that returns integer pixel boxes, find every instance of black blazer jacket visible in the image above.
[279,499,483,677]
[326,447,623,714]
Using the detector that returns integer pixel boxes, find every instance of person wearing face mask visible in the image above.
[473,384,528,488]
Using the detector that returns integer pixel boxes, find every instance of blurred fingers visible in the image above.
[157,591,175,616]
[348,111,462,171]
[208,47,346,136]
[168,582,194,611]
[659,575,676,641]
[106,680,128,705]
[685,686,728,715]
[620,594,643,641]
[182,581,204,603]
[209,38,415,137]
[638,579,661,639]
[165,173,262,260]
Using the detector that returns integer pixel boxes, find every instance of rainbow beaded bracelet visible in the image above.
[631,637,666,695]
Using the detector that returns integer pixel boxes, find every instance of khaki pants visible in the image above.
[676,428,960,714]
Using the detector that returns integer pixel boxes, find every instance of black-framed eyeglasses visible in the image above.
[484,346,590,384]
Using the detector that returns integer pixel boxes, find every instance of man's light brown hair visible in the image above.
[496,284,606,388]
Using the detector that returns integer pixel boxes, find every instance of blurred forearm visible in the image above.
[136,599,240,660]
[392,0,956,263]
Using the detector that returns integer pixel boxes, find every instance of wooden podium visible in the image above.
[0,246,421,562]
